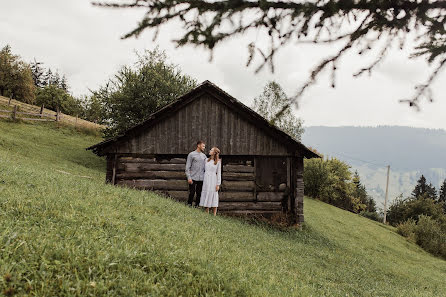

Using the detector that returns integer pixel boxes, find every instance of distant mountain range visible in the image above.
[302,126,446,208]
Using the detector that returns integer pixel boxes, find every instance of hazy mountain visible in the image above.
[302,126,446,207]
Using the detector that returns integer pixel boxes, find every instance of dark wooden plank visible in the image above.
[220,191,255,201]
[206,96,212,147]
[117,179,188,191]
[178,106,184,152]
[119,157,156,163]
[122,163,185,172]
[257,130,264,155]
[157,158,186,164]
[223,164,254,173]
[210,97,216,146]
[116,171,186,180]
[221,102,228,153]
[257,192,285,202]
[218,201,282,211]
[222,172,255,181]
[162,118,169,154]
[228,110,234,155]
[221,181,255,191]
[219,210,282,215]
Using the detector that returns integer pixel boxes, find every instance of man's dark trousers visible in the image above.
[187,180,203,206]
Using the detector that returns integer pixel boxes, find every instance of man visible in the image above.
[185,140,207,207]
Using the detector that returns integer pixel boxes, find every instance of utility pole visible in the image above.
[383,165,390,224]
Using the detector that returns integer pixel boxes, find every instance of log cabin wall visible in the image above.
[111,154,291,216]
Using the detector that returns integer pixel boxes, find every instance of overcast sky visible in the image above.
[1,0,445,130]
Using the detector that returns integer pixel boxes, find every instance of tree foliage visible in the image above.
[94,48,197,138]
[30,60,69,91]
[253,81,304,141]
[439,179,446,205]
[387,174,446,227]
[304,157,377,215]
[95,0,446,112]
[411,174,438,200]
[36,84,82,115]
[397,215,446,259]
[0,45,35,103]
[393,176,446,259]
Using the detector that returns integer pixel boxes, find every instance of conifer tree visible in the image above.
[60,75,69,92]
[30,59,45,88]
[439,179,446,212]
[43,68,53,87]
[412,175,437,200]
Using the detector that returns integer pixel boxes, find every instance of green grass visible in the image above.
[0,120,446,296]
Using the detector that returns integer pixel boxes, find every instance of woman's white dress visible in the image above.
[199,159,222,208]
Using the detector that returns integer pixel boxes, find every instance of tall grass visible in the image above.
[1,120,446,296]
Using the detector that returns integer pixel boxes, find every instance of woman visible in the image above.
[199,147,221,216]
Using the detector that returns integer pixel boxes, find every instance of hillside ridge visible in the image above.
[0,95,103,130]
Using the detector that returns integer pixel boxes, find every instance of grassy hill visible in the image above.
[0,95,103,132]
[1,120,446,296]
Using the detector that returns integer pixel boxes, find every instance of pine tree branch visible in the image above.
[94,0,446,109]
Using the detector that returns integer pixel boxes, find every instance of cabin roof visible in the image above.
[87,80,320,158]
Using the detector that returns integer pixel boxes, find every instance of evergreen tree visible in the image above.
[439,179,446,212]
[30,59,45,88]
[60,75,69,92]
[412,175,437,200]
[0,45,35,103]
[98,1,446,109]
[352,170,376,213]
[43,68,53,87]
[253,81,304,141]
[50,71,61,87]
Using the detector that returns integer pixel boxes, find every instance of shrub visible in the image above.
[387,195,445,226]
[397,216,446,259]
[414,216,446,258]
[360,211,382,222]
[397,219,417,243]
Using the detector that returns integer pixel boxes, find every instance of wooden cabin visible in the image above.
[87,81,319,225]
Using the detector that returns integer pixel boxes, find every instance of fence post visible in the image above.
[11,105,17,120]
[8,97,12,106]
[56,106,60,122]
[40,104,44,118]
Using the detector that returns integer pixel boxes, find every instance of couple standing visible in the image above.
[185,140,222,215]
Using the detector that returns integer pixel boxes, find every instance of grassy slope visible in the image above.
[0,120,445,296]
[0,95,103,131]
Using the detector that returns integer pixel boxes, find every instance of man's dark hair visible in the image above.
[197,140,205,146]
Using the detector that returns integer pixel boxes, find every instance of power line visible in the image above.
[323,151,388,168]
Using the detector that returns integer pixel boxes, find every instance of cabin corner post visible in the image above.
[105,153,118,185]
[291,156,304,225]
[105,154,113,184]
